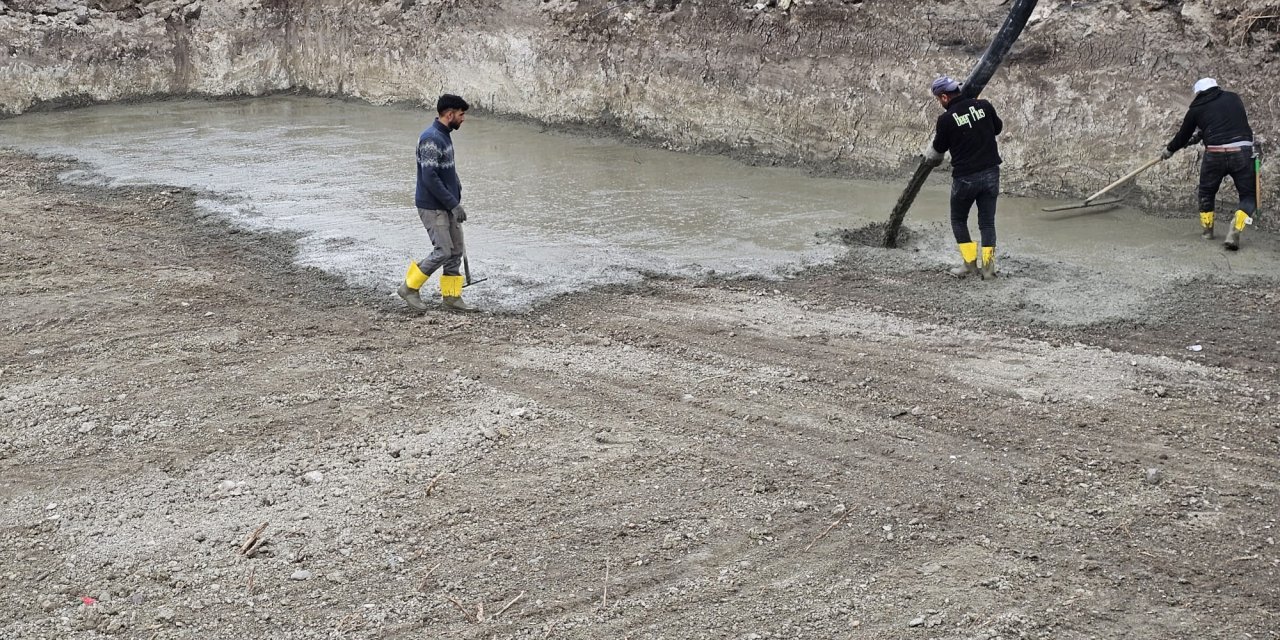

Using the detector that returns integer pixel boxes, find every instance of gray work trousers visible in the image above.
[416,208,464,277]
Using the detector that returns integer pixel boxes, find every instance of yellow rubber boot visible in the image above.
[440,275,478,312]
[979,245,997,280]
[397,261,430,311]
[948,242,979,278]
[1199,211,1215,239]
[1224,209,1251,251]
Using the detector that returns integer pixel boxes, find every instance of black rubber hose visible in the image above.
[882,0,1039,248]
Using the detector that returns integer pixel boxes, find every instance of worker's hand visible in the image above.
[922,146,944,167]
[1160,148,1175,161]
[451,204,467,223]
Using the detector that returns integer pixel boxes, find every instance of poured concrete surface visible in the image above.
[4,96,1277,321]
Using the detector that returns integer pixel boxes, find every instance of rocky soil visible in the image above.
[2,147,1278,639]
[1,0,1278,211]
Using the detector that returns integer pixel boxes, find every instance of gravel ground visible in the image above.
[1,149,1278,639]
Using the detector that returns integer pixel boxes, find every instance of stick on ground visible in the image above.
[240,521,269,556]
[805,510,850,552]
[418,562,442,592]
[496,591,525,618]
[601,560,610,610]
[445,595,478,623]
[694,372,733,385]
[425,472,445,497]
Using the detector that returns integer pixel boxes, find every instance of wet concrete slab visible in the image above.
[2,95,1275,316]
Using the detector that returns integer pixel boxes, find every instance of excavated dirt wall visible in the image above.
[1,0,1277,211]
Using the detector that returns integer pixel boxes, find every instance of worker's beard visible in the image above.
[447,119,462,131]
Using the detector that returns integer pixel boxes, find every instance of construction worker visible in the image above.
[397,93,478,311]
[924,75,1004,279]
[1162,78,1256,250]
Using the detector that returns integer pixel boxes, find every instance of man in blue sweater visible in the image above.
[398,93,478,312]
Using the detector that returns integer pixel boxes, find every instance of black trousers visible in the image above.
[950,166,999,246]
[1199,146,1257,216]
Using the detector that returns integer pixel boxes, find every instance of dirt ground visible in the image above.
[1,147,1278,639]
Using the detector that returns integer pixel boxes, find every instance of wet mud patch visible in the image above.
[826,221,915,249]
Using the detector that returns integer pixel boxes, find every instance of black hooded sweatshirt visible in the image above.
[1166,87,1254,152]
[931,97,1003,177]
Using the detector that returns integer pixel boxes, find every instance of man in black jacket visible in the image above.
[1163,78,1256,250]
[924,75,1004,279]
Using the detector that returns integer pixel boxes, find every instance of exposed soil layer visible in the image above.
[2,149,1278,639]
[2,0,1278,212]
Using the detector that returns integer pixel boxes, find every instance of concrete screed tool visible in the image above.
[1041,157,1162,212]
[1042,134,1205,213]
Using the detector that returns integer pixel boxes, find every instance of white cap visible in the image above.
[1193,78,1218,94]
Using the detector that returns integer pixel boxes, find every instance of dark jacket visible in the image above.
[931,97,1003,177]
[1166,87,1253,152]
[415,120,462,211]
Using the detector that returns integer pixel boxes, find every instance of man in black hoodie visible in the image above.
[1163,78,1256,250]
[925,75,1004,279]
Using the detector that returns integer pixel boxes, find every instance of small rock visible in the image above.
[1187,344,1203,352]
[511,407,530,419]
[1144,468,1163,485]
[155,606,176,622]
[908,616,925,627]
[909,406,923,416]
[593,431,627,445]
[301,471,324,485]
[480,427,499,441]
[918,563,942,575]
[290,570,312,581]
[78,421,97,434]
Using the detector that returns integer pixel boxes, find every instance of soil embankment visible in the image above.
[1,0,1278,209]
